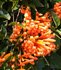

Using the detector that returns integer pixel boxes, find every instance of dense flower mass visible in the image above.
[9,6,56,69]
[1,2,60,69]
[53,2,61,19]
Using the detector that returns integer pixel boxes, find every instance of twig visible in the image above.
[27,66,32,70]
[43,56,50,66]
[13,12,14,22]
[16,9,20,22]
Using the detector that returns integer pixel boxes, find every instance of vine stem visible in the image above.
[43,56,50,66]
[12,10,14,22]
[16,9,20,22]
[13,12,14,22]
[27,67,32,70]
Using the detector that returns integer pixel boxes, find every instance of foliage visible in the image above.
[0,0,61,70]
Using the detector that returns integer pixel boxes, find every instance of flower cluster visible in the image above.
[9,6,56,69]
[53,2,61,19]
[1,2,60,69]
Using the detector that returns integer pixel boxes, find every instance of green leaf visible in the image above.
[0,10,11,20]
[1,25,7,34]
[49,53,61,69]
[10,0,18,10]
[0,1,4,8]
[55,34,61,39]
[20,0,28,6]
[0,25,7,40]
[32,0,43,7]
[34,58,45,70]
[0,39,8,53]
[0,0,7,1]
[44,0,49,9]
[51,11,60,28]
[55,36,61,49]
[9,22,16,26]
[54,0,61,2]
[56,29,61,36]
[2,1,13,12]
[37,58,45,70]
[37,7,47,14]
[29,3,36,10]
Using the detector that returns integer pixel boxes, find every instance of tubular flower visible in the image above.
[0,57,5,63]
[10,22,22,42]
[0,57,5,67]
[53,2,61,19]
[20,6,31,21]
[9,6,56,69]
[20,5,26,14]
